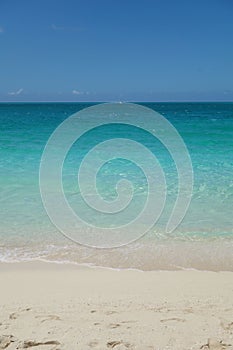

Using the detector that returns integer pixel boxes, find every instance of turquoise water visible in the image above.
[0,102,233,270]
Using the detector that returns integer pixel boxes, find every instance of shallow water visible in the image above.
[1,102,233,270]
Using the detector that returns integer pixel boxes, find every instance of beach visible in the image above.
[1,262,233,350]
[1,103,233,348]
[1,0,233,347]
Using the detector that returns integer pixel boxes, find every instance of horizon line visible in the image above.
[0,100,233,103]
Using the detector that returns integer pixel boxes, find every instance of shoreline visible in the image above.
[1,235,233,273]
[1,262,233,349]
[0,249,233,273]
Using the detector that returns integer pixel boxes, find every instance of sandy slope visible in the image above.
[0,262,233,350]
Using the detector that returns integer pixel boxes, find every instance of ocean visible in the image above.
[0,102,233,270]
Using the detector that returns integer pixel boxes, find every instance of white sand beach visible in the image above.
[1,262,233,349]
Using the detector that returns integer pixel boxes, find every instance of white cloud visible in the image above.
[8,88,24,96]
[0,27,4,33]
[72,90,82,95]
[72,90,90,95]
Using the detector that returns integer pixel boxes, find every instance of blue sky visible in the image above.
[0,0,233,101]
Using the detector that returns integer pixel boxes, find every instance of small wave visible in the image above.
[1,238,233,272]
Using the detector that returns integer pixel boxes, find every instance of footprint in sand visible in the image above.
[108,323,121,329]
[9,308,31,320]
[108,321,136,329]
[200,338,232,350]
[35,315,61,323]
[220,319,233,332]
[107,341,123,348]
[9,313,17,320]
[16,339,60,349]
[107,341,133,349]
[0,335,16,349]
[160,317,185,323]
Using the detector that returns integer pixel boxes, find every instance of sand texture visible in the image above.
[0,262,233,350]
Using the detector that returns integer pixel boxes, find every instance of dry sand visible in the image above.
[0,262,233,350]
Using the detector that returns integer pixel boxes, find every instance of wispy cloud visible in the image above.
[0,27,4,34]
[51,24,84,32]
[72,90,89,96]
[8,88,24,96]
[72,89,82,95]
